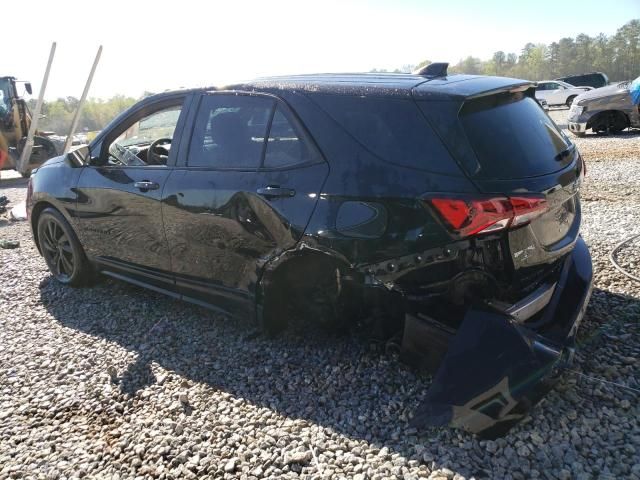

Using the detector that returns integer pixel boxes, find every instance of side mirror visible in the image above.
[67,145,90,166]
[25,83,32,95]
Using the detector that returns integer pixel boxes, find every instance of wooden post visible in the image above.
[63,45,102,154]
[17,42,56,174]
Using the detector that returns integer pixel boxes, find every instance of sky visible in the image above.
[5,0,639,100]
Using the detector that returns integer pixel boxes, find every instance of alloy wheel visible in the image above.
[40,218,75,281]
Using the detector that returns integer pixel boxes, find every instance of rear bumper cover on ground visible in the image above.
[407,237,593,438]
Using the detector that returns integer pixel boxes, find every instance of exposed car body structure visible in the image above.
[27,69,593,438]
[568,77,640,136]
[556,72,609,89]
[535,80,593,106]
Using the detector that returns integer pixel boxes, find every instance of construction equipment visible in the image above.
[0,76,59,177]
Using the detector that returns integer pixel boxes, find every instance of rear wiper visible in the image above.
[555,144,576,162]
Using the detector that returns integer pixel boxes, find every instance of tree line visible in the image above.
[380,19,640,82]
[29,95,139,135]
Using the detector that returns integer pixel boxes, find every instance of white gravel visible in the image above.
[1,111,639,480]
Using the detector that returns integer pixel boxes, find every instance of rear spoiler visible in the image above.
[465,82,535,100]
[413,76,535,101]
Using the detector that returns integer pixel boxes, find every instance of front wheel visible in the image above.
[591,111,629,134]
[37,208,94,286]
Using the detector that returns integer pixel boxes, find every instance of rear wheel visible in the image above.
[261,255,356,334]
[37,208,93,286]
[591,111,628,134]
[565,96,577,107]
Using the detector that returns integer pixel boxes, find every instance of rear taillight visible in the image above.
[428,195,548,238]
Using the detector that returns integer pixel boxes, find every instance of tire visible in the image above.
[591,111,628,135]
[566,96,577,107]
[37,208,94,286]
[609,111,628,133]
[20,170,31,178]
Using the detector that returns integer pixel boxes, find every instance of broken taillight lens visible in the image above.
[428,195,548,238]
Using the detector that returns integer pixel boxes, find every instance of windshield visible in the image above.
[0,78,11,116]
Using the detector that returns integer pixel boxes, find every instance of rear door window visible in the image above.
[188,94,274,169]
[263,107,316,168]
[460,93,571,179]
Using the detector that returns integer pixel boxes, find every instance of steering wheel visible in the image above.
[147,137,172,165]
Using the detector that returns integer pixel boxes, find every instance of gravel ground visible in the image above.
[1,111,639,480]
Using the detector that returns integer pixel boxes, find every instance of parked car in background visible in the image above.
[27,68,592,438]
[535,80,593,107]
[568,77,640,136]
[556,72,609,89]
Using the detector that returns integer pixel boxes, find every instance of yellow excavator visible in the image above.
[0,76,59,177]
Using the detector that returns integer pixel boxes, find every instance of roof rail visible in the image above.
[413,62,449,77]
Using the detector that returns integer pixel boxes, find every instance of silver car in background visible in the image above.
[535,80,592,107]
[567,77,640,136]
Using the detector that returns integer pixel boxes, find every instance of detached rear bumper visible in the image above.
[406,237,593,438]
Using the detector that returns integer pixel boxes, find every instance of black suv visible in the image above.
[556,72,609,89]
[27,66,593,438]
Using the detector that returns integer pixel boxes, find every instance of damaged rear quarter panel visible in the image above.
[261,89,595,439]
[280,91,477,268]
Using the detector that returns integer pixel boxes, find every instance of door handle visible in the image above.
[134,181,159,191]
[257,185,296,199]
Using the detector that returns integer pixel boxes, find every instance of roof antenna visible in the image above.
[414,62,449,77]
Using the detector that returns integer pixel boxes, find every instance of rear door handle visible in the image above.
[257,185,296,199]
[134,181,159,191]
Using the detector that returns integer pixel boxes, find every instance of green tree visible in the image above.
[28,95,137,134]
[451,56,483,75]
[492,51,506,75]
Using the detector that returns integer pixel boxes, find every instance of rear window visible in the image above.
[460,94,571,179]
[309,94,460,175]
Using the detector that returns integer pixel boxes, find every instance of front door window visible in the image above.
[106,106,182,166]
